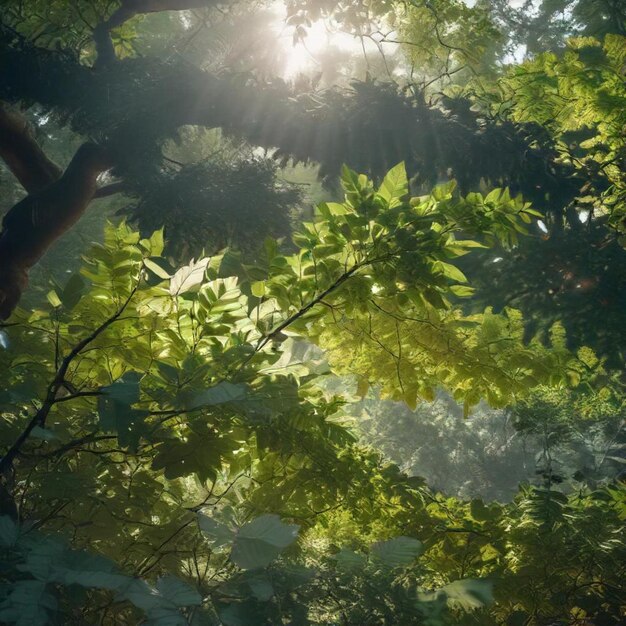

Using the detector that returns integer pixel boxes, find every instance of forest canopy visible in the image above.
[0,1,624,625]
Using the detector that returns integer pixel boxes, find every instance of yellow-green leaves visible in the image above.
[169,257,210,295]
[262,165,557,411]
[500,34,626,237]
[377,162,409,208]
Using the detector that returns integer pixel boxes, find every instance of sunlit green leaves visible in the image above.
[371,536,423,567]
[0,182,621,626]
[497,34,626,237]
[377,162,409,208]
[169,258,210,296]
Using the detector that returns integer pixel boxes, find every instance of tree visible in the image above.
[458,33,626,365]
[1,2,625,624]
[1,0,616,321]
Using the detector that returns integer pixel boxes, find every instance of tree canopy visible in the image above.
[0,1,624,625]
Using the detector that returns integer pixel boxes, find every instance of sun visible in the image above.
[279,19,332,77]
[273,11,399,82]
[275,15,365,79]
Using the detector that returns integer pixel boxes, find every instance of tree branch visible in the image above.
[0,103,62,193]
[94,0,218,65]
[0,142,113,319]
[0,285,138,476]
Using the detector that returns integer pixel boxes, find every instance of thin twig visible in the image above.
[0,286,138,475]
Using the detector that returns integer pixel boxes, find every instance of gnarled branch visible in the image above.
[94,0,218,65]
[0,143,113,319]
[0,103,62,192]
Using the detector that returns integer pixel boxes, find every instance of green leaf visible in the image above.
[120,579,162,611]
[97,375,147,451]
[371,536,423,567]
[434,261,468,283]
[197,513,235,548]
[151,432,228,482]
[60,274,85,309]
[169,257,209,295]
[184,381,247,410]
[431,180,457,200]
[46,290,62,308]
[230,515,299,570]
[340,165,361,194]
[148,228,165,255]
[333,549,367,571]
[246,574,274,601]
[439,579,494,609]
[155,576,202,607]
[485,188,503,204]
[250,281,266,298]
[144,257,172,280]
[453,240,487,248]
[449,284,475,297]
[100,372,142,405]
[219,602,259,626]
[318,201,350,216]
[378,162,408,206]
[51,549,132,590]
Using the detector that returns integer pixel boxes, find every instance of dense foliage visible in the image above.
[0,1,624,625]
[1,167,624,624]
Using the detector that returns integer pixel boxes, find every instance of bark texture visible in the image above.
[0,143,112,319]
[0,104,62,192]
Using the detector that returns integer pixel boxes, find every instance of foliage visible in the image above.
[498,35,626,234]
[1,168,623,623]
[455,33,626,366]
[123,156,300,260]
[395,0,502,79]
[1,0,117,53]
[483,0,626,56]
[1,2,626,624]
[284,166,573,411]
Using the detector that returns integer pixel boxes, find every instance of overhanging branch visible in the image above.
[94,0,219,65]
[0,103,62,192]
[0,143,113,319]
